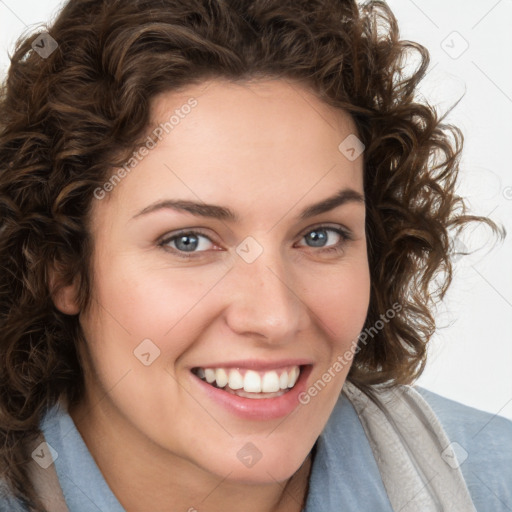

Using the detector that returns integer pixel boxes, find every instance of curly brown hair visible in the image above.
[0,0,505,509]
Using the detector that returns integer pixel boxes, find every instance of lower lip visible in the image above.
[191,365,313,420]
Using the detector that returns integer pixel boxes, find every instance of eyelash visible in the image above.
[157,225,354,260]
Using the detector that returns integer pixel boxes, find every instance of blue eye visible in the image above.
[158,225,352,259]
[298,227,351,251]
[159,231,214,254]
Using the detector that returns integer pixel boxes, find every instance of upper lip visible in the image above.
[190,358,313,371]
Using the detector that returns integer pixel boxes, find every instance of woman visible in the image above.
[0,0,510,511]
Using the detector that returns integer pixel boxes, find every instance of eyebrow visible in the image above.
[131,187,365,222]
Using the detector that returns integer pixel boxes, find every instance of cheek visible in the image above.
[306,257,371,348]
[291,260,370,430]
[82,253,229,367]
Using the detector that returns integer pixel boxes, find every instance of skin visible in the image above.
[51,78,371,512]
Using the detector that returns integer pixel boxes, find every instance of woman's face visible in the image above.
[63,78,370,485]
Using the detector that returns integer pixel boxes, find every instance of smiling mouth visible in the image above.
[191,365,302,399]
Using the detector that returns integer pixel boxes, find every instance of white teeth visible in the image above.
[228,369,244,390]
[244,370,262,392]
[288,367,299,388]
[215,368,228,388]
[261,371,280,393]
[205,368,216,384]
[196,365,302,393]
[279,371,288,390]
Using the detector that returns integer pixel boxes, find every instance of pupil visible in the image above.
[176,234,198,251]
[307,229,327,247]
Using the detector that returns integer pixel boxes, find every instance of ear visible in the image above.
[48,262,80,315]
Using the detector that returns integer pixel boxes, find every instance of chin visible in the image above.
[198,443,310,485]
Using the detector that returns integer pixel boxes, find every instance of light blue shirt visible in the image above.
[1,386,511,511]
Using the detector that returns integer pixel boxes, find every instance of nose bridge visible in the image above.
[224,247,305,340]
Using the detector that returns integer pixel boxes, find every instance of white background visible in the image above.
[1,0,511,420]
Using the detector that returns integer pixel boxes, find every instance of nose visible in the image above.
[222,251,310,344]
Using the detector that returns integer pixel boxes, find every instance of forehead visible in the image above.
[150,77,358,150]
[91,78,364,229]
